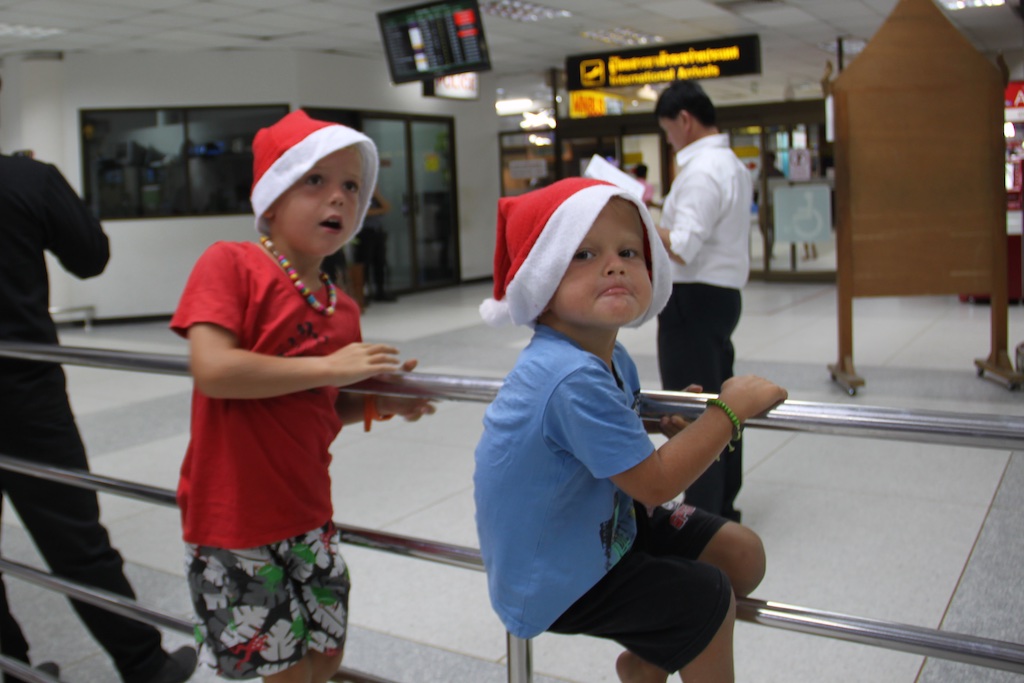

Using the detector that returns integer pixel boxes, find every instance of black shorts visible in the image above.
[548,502,731,673]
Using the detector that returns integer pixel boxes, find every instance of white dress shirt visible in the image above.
[661,133,753,289]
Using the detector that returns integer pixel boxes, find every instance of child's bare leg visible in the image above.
[677,592,736,683]
[262,649,343,683]
[616,650,669,683]
[264,657,311,683]
[615,592,736,683]
[309,649,344,683]
[697,522,765,597]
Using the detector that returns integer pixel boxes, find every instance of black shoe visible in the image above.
[373,292,398,302]
[35,663,59,677]
[145,646,197,683]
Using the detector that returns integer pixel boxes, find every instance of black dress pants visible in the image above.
[355,226,388,297]
[0,367,165,683]
[657,283,743,520]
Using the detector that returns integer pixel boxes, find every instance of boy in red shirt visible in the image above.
[171,110,433,682]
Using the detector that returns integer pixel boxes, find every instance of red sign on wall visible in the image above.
[1005,81,1024,109]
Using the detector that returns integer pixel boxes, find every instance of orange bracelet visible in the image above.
[363,395,394,432]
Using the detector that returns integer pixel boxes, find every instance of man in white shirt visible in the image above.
[654,81,753,522]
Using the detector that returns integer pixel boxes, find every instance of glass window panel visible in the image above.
[500,131,554,197]
[82,109,185,218]
[184,106,287,216]
[80,104,286,219]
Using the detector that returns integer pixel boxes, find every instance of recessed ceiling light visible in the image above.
[495,97,535,115]
[480,1,571,22]
[582,28,664,46]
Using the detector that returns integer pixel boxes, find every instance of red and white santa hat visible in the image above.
[480,177,671,328]
[250,109,379,239]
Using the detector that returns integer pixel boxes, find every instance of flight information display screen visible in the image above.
[377,0,491,84]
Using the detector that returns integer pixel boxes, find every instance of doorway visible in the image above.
[305,108,460,295]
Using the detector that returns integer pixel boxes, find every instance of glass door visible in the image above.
[362,118,412,292]
[411,119,458,287]
[622,133,663,221]
[756,123,835,276]
[361,115,459,293]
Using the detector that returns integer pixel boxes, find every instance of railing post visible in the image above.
[506,633,533,683]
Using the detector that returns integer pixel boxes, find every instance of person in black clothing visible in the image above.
[354,188,397,302]
[0,90,197,682]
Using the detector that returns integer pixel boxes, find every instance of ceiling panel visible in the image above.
[0,0,1019,109]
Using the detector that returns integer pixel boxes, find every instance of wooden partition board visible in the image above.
[829,0,1020,391]
[839,87,1001,297]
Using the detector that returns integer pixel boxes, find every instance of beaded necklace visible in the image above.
[259,235,336,316]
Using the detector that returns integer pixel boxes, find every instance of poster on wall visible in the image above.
[789,149,812,181]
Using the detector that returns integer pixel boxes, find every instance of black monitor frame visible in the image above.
[377,0,491,85]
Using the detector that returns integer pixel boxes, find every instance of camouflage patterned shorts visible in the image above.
[185,522,350,679]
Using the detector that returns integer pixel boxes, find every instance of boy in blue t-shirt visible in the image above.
[474,177,787,682]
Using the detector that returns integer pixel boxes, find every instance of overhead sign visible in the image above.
[569,91,606,118]
[568,90,624,119]
[423,72,479,100]
[566,35,761,92]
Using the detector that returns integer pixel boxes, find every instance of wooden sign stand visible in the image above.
[828,0,1023,394]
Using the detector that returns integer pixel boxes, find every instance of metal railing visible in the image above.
[2,341,1022,451]
[47,305,96,332]
[1,341,1023,682]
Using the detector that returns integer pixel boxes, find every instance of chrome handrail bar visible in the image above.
[1,342,1022,450]
[0,555,385,683]
[0,654,62,683]
[0,455,484,572]
[737,599,1024,674]
[0,555,192,633]
[0,455,1021,676]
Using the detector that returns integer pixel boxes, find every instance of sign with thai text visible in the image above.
[569,91,607,118]
[566,35,761,91]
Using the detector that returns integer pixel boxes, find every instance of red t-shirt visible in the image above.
[170,241,361,548]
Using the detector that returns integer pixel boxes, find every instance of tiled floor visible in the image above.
[2,280,1022,682]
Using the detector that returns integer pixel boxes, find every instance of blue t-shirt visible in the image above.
[474,325,656,638]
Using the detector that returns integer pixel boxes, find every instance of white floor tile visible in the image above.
[5,280,1019,683]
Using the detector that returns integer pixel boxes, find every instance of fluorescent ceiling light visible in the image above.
[495,98,535,115]
[481,1,571,21]
[940,0,1004,8]
[582,28,664,46]
[0,23,64,38]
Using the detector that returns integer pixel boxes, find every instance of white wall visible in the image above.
[1,49,500,318]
